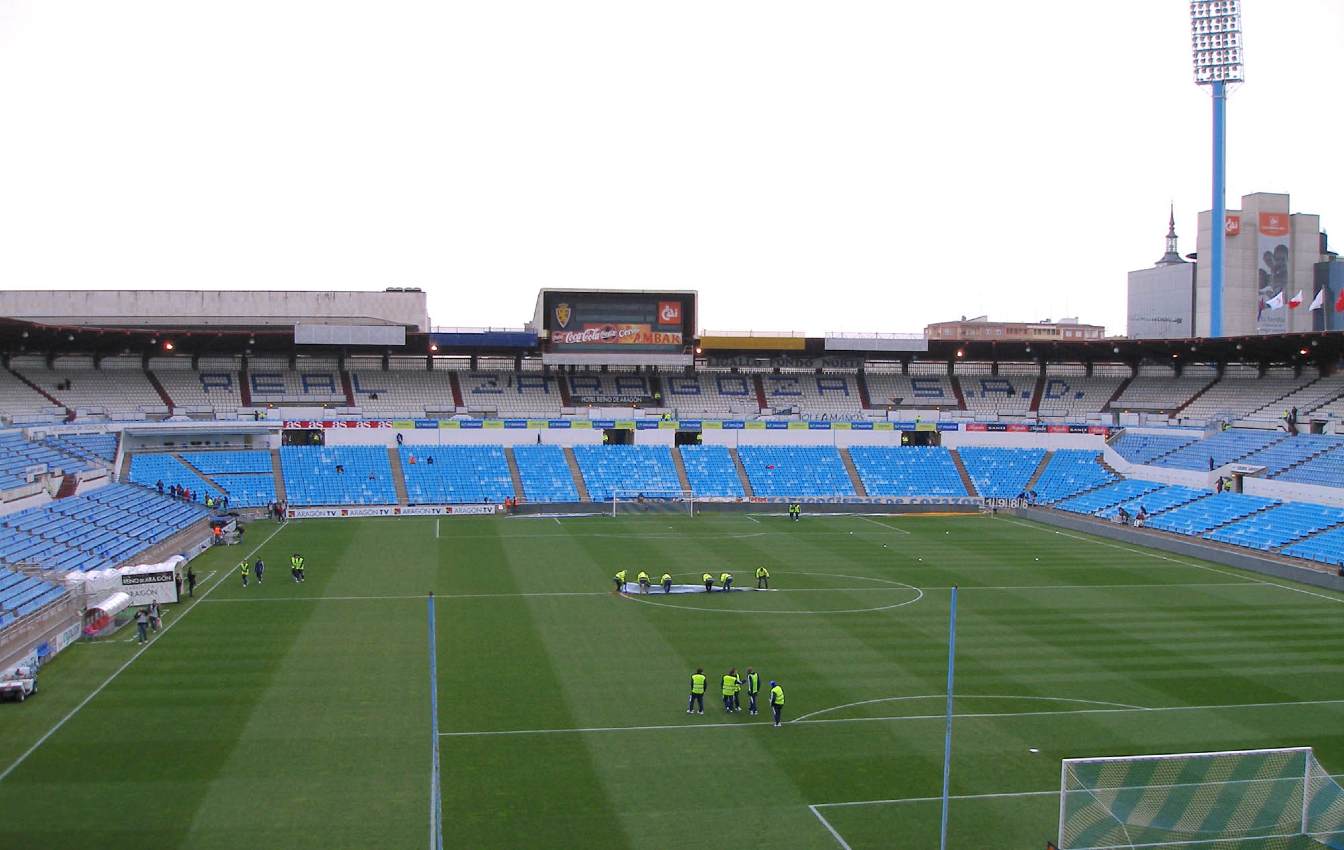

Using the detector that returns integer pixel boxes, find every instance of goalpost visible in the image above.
[1057,747,1344,850]
[611,489,696,518]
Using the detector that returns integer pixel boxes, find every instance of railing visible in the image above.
[823,332,925,340]
[699,330,807,338]
[430,326,531,334]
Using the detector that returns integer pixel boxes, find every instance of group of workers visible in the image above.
[688,667,786,727]
[240,552,306,587]
[613,567,771,594]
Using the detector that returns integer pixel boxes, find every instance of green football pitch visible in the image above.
[2,511,1343,849]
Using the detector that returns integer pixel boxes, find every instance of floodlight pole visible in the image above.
[939,585,958,850]
[1210,79,1227,339]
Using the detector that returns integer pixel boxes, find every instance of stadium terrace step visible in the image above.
[752,375,767,411]
[1173,375,1220,414]
[239,367,253,406]
[854,372,872,409]
[1102,375,1133,412]
[563,446,590,501]
[671,447,692,492]
[339,370,357,407]
[504,447,525,502]
[145,369,175,412]
[54,475,79,500]
[949,375,968,410]
[1024,450,1053,492]
[948,449,978,497]
[448,370,464,408]
[7,366,70,416]
[387,447,409,507]
[270,449,286,503]
[729,448,755,498]
[557,377,573,407]
[839,448,869,497]
[1028,374,1045,413]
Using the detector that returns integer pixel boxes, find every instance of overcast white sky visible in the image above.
[0,1,1340,336]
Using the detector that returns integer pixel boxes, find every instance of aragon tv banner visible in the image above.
[541,291,694,351]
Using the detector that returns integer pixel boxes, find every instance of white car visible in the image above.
[0,665,37,702]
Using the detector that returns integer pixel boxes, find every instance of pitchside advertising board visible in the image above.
[536,290,696,352]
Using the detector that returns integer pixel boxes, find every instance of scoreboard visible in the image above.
[534,290,696,352]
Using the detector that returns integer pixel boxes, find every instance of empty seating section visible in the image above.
[1180,370,1311,421]
[862,373,957,409]
[0,368,59,421]
[398,446,514,504]
[565,372,654,406]
[1205,502,1344,551]
[0,569,69,625]
[1153,429,1283,470]
[280,446,396,505]
[13,356,165,416]
[848,446,967,497]
[1282,526,1344,565]
[1031,450,1115,503]
[152,361,243,414]
[180,451,276,508]
[351,369,457,416]
[736,446,855,498]
[760,373,862,417]
[0,431,88,489]
[1275,445,1344,487]
[956,447,1045,499]
[572,445,680,502]
[512,445,579,502]
[0,483,208,572]
[1098,484,1207,520]
[459,372,562,416]
[1249,373,1344,419]
[1237,435,1343,476]
[1144,492,1278,536]
[1055,479,1164,516]
[662,373,760,417]
[678,445,746,498]
[46,433,117,464]
[1036,376,1125,418]
[957,367,1036,417]
[1110,431,1201,464]
[129,454,219,500]
[1111,370,1214,412]
[245,359,347,404]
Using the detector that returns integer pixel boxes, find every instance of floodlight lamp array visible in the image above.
[1190,0,1244,84]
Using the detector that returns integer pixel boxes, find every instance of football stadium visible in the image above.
[3,2,1344,849]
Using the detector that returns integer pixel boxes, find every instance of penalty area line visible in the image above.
[808,805,854,850]
[858,516,910,535]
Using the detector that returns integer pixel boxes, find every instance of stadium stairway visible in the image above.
[504,447,525,502]
[949,449,978,496]
[729,448,755,498]
[854,373,872,409]
[54,475,79,500]
[671,448,692,493]
[387,447,409,506]
[239,367,252,406]
[1173,376,1219,415]
[752,375,768,411]
[448,371,464,407]
[173,453,227,493]
[339,370,357,407]
[563,447,590,501]
[146,370,175,413]
[1101,376,1134,413]
[270,449,286,503]
[1024,450,1053,492]
[1028,374,1045,413]
[839,449,869,497]
[949,376,968,411]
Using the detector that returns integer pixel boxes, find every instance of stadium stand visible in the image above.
[1204,502,1344,552]
[458,372,562,416]
[1274,443,1344,487]
[1235,434,1343,476]
[572,445,681,502]
[45,433,117,464]
[0,483,208,572]
[180,450,276,508]
[677,445,746,498]
[398,446,515,504]
[861,369,959,410]
[848,446,968,497]
[1098,484,1208,520]
[1179,366,1312,422]
[956,446,1046,499]
[511,445,580,502]
[0,367,60,424]
[12,355,166,418]
[1030,450,1116,504]
[128,454,220,501]
[736,446,855,498]
[151,357,243,417]
[1110,431,1202,465]
[956,363,1036,418]
[1281,526,1344,566]
[246,358,347,405]
[565,371,655,407]
[760,372,863,418]
[0,568,69,627]
[1151,428,1284,470]
[1143,491,1278,536]
[0,431,88,489]
[1248,372,1344,421]
[1054,478,1165,516]
[1109,366,1216,413]
[349,358,457,416]
[661,373,761,417]
[279,446,396,505]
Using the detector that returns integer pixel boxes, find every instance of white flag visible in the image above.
[1310,289,1326,310]
[1266,290,1285,310]
[1288,290,1304,308]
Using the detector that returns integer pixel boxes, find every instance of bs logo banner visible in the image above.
[658,301,681,324]
[554,303,572,328]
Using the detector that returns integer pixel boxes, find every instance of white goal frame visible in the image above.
[611,489,695,518]
[1059,746,1319,850]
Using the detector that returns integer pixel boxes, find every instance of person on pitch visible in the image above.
[702,572,714,593]
[745,667,761,715]
[770,680,785,727]
[239,559,250,589]
[614,569,627,593]
[661,572,673,593]
[687,668,707,714]
[722,668,739,713]
[720,571,733,592]
[755,565,770,589]
[732,671,743,712]
[637,570,651,594]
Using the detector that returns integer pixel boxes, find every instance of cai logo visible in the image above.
[1225,214,1241,237]
[554,303,572,329]
[658,301,682,324]
[1259,212,1289,238]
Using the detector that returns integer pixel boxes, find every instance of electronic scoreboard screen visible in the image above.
[537,290,696,352]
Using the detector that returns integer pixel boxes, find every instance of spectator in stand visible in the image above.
[426,455,434,466]
[1209,456,1215,471]
[156,480,164,494]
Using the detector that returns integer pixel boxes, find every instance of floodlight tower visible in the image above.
[1191,1,1244,338]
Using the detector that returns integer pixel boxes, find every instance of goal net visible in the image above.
[611,489,695,518]
[1059,748,1344,850]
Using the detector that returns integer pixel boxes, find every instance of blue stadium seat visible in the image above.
[1031,450,1116,504]
[398,446,514,504]
[1110,432,1201,465]
[1205,501,1344,551]
[1152,429,1284,470]
[1237,435,1344,476]
[1144,492,1279,536]
[736,446,855,498]
[1055,479,1164,516]
[956,447,1046,499]
[129,454,221,502]
[1274,444,1344,488]
[1097,484,1207,520]
[1281,526,1344,566]
[572,445,681,503]
[848,446,967,497]
[280,446,397,506]
[512,445,579,503]
[678,445,745,499]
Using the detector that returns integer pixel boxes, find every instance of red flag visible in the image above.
[1337,289,1344,312]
